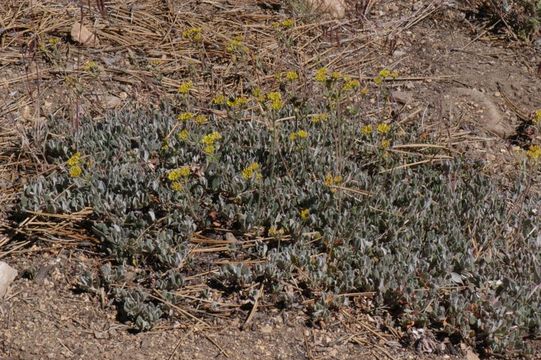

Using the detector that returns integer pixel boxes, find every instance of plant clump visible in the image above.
[18,94,541,355]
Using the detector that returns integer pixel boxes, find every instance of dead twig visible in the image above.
[241,282,264,330]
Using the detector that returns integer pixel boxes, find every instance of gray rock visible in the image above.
[534,38,541,52]
[391,90,413,105]
[0,261,17,298]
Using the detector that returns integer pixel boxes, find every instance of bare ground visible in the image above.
[0,252,467,360]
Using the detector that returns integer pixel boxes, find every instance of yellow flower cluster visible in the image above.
[177,112,207,125]
[362,123,392,149]
[268,226,285,238]
[162,138,169,150]
[311,113,329,123]
[331,71,342,80]
[48,37,60,46]
[272,18,295,29]
[380,139,391,149]
[201,131,222,155]
[168,166,190,181]
[182,27,202,43]
[377,123,391,135]
[527,145,541,160]
[252,87,266,103]
[66,152,82,178]
[167,166,190,192]
[267,91,283,111]
[202,131,222,145]
[241,162,262,181]
[82,61,98,72]
[314,67,328,83]
[212,94,226,105]
[177,129,189,141]
[534,110,541,125]
[342,78,361,91]
[171,181,184,191]
[276,71,299,82]
[195,114,208,124]
[69,167,82,178]
[361,124,373,136]
[289,129,309,141]
[178,81,193,95]
[299,208,310,221]
[324,174,343,192]
[226,96,249,108]
[285,71,299,81]
[226,36,248,54]
[373,68,399,85]
[177,112,194,121]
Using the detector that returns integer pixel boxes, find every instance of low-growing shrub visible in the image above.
[18,85,540,355]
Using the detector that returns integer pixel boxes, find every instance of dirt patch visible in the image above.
[0,253,466,360]
[366,3,541,171]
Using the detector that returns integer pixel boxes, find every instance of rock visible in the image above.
[465,349,480,360]
[533,37,541,52]
[0,261,17,298]
[327,348,338,357]
[260,324,273,334]
[384,3,399,12]
[70,22,98,46]
[225,232,238,243]
[104,95,122,109]
[306,0,346,19]
[391,90,413,105]
[20,105,34,121]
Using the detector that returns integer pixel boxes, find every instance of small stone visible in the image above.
[385,3,399,12]
[0,261,17,298]
[534,37,541,51]
[70,22,99,46]
[305,0,346,18]
[412,1,423,10]
[225,232,238,243]
[94,330,109,339]
[391,90,413,105]
[104,95,122,109]
[328,348,338,357]
[260,324,273,334]
[465,349,480,360]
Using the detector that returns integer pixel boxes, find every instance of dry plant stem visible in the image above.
[149,290,210,328]
[241,282,264,330]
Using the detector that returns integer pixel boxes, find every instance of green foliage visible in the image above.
[18,103,540,354]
